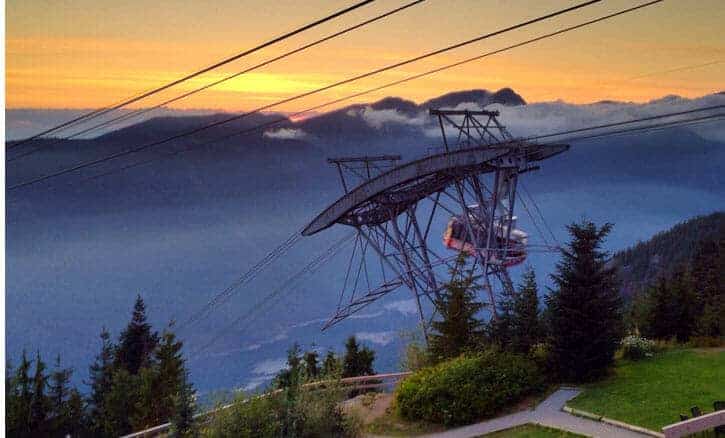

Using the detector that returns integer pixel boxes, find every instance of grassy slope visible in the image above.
[568,348,725,431]
[481,424,584,437]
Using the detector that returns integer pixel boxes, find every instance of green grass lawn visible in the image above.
[568,348,725,431]
[480,423,584,437]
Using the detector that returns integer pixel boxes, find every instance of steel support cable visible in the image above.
[9,0,428,162]
[7,84,167,161]
[516,192,551,247]
[626,59,723,81]
[9,0,377,149]
[9,0,602,191]
[186,119,725,344]
[554,112,725,144]
[190,232,355,358]
[178,234,301,330]
[87,105,725,188]
[525,103,725,143]
[177,229,304,331]
[72,0,667,185]
[8,0,426,162]
[519,181,559,246]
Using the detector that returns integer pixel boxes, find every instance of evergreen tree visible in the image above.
[509,268,542,354]
[691,237,724,337]
[342,336,375,377]
[275,343,303,389]
[357,346,375,376]
[133,365,162,430]
[115,295,159,375]
[66,389,87,437]
[303,350,320,379]
[322,351,339,376]
[15,351,34,436]
[546,220,623,382]
[103,368,138,436]
[88,327,115,435]
[48,354,73,434]
[29,351,50,433]
[170,371,197,438]
[135,330,187,428]
[429,254,484,362]
[643,269,697,342]
[6,360,17,436]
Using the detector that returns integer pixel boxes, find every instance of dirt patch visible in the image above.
[342,392,394,425]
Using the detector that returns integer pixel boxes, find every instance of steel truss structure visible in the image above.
[303,109,568,342]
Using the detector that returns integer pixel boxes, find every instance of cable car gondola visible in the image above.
[443,206,528,267]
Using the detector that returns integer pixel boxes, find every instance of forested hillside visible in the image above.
[613,212,725,297]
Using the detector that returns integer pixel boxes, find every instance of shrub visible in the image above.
[204,383,361,438]
[395,349,543,427]
[620,335,655,360]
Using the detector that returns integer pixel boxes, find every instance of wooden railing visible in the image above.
[662,410,725,438]
[121,371,412,438]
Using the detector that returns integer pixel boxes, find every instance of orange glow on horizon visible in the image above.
[6,1,724,112]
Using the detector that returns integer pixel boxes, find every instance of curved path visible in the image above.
[369,388,652,438]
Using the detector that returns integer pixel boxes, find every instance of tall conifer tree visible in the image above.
[115,295,159,375]
[88,327,115,434]
[49,354,72,434]
[510,268,542,354]
[429,254,484,362]
[29,351,50,433]
[546,221,623,382]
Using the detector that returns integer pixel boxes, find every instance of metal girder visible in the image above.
[303,142,567,236]
[305,108,569,339]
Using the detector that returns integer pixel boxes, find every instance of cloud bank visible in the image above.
[345,93,725,142]
[263,127,307,140]
[355,331,397,346]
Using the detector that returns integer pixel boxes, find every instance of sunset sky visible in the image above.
[6,0,724,112]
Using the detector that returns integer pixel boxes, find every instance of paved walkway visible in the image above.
[370,388,652,438]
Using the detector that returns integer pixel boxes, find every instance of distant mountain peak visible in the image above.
[369,96,419,116]
[422,88,526,110]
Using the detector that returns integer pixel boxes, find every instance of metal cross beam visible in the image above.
[305,109,569,341]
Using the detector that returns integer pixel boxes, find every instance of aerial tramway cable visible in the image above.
[177,230,304,331]
[62,0,671,186]
[8,0,602,191]
[189,232,355,358]
[8,0,378,149]
[8,0,427,162]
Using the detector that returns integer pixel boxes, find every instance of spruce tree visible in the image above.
[429,254,484,362]
[357,346,375,376]
[303,350,320,379]
[14,351,34,436]
[148,330,187,425]
[342,336,375,377]
[170,371,197,438]
[275,343,303,388]
[66,389,87,437]
[49,354,73,434]
[510,268,542,354]
[322,351,339,376]
[133,365,162,430]
[88,327,115,434]
[644,268,697,342]
[6,360,17,436]
[342,336,361,378]
[115,295,159,375]
[29,351,50,433]
[103,368,137,436]
[691,237,724,337]
[546,220,623,382]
